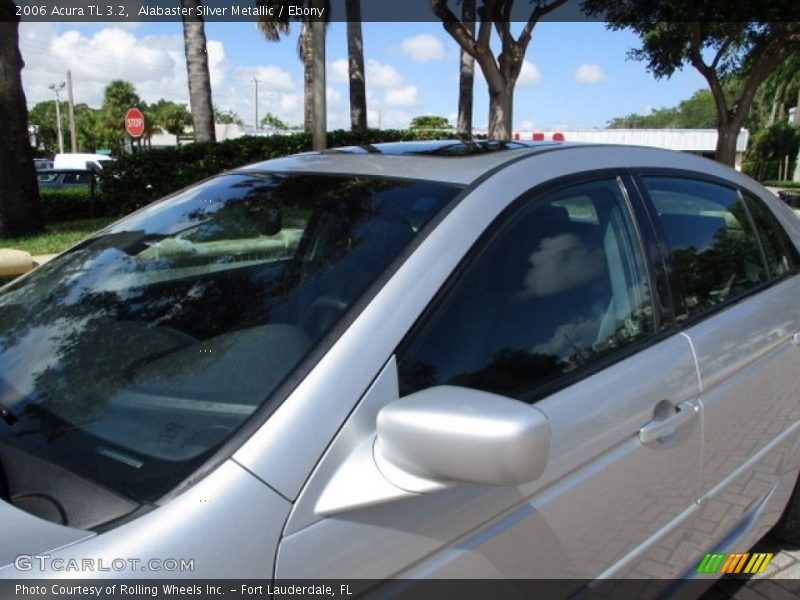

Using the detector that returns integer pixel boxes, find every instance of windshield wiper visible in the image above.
[0,402,18,426]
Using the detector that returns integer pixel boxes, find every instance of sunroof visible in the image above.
[327,140,544,157]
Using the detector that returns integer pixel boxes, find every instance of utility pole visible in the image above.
[66,70,77,152]
[48,81,65,154]
[252,77,259,130]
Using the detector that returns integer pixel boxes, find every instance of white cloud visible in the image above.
[328,58,349,84]
[518,61,542,87]
[368,108,413,130]
[19,23,230,118]
[234,65,294,92]
[326,87,342,104]
[400,34,445,62]
[384,85,419,107]
[366,59,405,88]
[574,64,605,85]
[520,120,536,130]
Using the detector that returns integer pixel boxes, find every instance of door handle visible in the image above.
[639,401,699,444]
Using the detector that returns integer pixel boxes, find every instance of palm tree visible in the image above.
[0,0,44,236]
[257,1,328,149]
[180,0,216,143]
[457,0,475,136]
[346,0,367,131]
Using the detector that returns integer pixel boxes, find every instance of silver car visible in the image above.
[1,142,800,594]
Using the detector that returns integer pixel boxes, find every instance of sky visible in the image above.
[18,20,710,132]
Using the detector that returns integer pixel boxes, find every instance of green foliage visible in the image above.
[151,99,193,143]
[100,129,465,216]
[97,80,144,153]
[742,123,800,180]
[261,112,289,130]
[608,89,718,129]
[410,115,452,130]
[214,107,244,125]
[38,188,109,223]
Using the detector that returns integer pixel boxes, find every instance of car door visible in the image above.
[275,175,703,585]
[634,175,800,554]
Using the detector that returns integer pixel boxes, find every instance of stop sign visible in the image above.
[125,108,145,138]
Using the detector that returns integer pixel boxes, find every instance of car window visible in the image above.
[62,172,90,184]
[642,177,767,321]
[741,192,799,279]
[37,173,57,182]
[397,178,655,401]
[0,173,459,503]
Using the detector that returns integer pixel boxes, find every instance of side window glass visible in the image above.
[642,177,767,320]
[398,179,655,401]
[742,192,799,279]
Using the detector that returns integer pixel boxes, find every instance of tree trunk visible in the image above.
[715,124,740,168]
[310,7,327,151]
[793,88,800,182]
[0,2,45,237]
[301,23,314,135]
[457,0,475,136]
[181,1,216,143]
[345,0,367,131]
[488,84,514,141]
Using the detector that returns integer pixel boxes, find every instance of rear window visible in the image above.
[0,173,459,503]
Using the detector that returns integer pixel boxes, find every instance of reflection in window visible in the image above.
[643,178,767,319]
[398,179,654,401]
[0,173,459,502]
[742,193,799,279]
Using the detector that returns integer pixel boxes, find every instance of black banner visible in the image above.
[3,578,800,600]
[7,0,800,23]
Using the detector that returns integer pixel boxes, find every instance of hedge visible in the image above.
[39,188,110,223]
[100,129,465,216]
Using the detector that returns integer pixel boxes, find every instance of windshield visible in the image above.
[0,172,459,506]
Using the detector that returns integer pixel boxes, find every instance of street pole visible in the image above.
[66,70,77,152]
[49,82,65,154]
[252,77,259,130]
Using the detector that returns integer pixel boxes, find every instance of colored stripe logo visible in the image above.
[696,552,773,574]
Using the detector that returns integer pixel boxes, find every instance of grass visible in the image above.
[763,180,800,189]
[0,217,116,255]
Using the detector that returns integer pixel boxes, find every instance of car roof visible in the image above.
[236,140,741,187]
[238,140,569,185]
[37,168,91,174]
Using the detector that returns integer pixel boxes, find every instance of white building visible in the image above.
[504,129,750,170]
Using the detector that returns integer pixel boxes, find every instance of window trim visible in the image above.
[739,188,800,285]
[630,168,786,331]
[395,169,668,406]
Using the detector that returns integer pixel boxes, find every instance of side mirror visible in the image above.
[375,386,550,489]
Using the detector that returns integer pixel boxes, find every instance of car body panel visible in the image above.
[685,277,800,553]
[277,332,701,580]
[2,142,799,585]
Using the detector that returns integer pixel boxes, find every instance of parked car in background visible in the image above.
[53,153,114,171]
[36,168,94,191]
[1,141,799,596]
[33,158,53,171]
